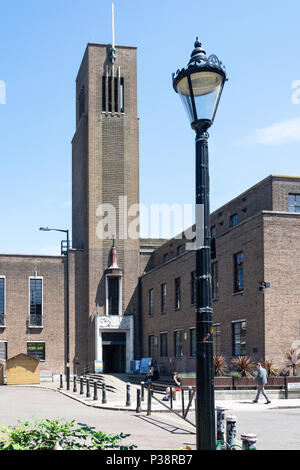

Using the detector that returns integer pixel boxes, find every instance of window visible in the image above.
[190,328,196,357]
[191,271,196,305]
[108,76,112,112]
[213,324,221,355]
[78,87,85,120]
[114,77,119,113]
[211,226,216,259]
[29,278,43,327]
[288,194,300,212]
[163,253,168,264]
[212,262,218,300]
[160,333,168,357]
[0,277,5,327]
[102,76,106,112]
[149,289,154,316]
[108,277,119,315]
[230,213,238,227]
[176,245,182,256]
[120,77,125,113]
[233,252,244,292]
[174,330,183,358]
[0,341,7,361]
[27,342,45,361]
[232,321,246,356]
[148,335,155,357]
[174,277,181,310]
[102,76,124,113]
[161,284,166,314]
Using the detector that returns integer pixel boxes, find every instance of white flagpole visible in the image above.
[112,3,115,49]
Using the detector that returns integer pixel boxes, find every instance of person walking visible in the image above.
[253,362,271,404]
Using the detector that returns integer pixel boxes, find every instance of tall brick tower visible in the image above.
[72,43,140,373]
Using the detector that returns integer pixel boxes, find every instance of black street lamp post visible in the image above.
[39,227,70,390]
[173,38,227,451]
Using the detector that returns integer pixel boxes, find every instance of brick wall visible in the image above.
[0,255,66,375]
[263,213,300,368]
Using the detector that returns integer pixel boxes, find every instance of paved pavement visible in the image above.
[2,380,300,450]
[36,380,300,413]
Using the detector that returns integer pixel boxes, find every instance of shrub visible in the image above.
[263,360,280,377]
[285,349,300,376]
[229,371,241,379]
[213,355,227,377]
[0,417,136,451]
[231,356,255,378]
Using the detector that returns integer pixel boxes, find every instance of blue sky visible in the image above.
[0,0,300,254]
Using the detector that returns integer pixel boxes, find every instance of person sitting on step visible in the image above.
[162,372,182,401]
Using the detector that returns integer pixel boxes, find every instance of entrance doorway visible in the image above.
[102,332,126,373]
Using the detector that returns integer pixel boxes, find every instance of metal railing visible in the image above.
[75,361,97,377]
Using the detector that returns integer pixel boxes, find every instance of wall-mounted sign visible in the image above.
[94,360,103,373]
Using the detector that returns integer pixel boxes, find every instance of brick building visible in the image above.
[142,175,300,373]
[0,41,299,378]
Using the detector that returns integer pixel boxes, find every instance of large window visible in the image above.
[190,328,196,357]
[288,194,300,212]
[27,342,45,361]
[174,330,183,358]
[232,321,246,356]
[160,332,168,358]
[0,341,7,361]
[161,284,166,314]
[102,76,125,113]
[29,278,43,327]
[233,252,244,292]
[191,271,196,305]
[213,323,221,355]
[212,262,218,300]
[108,277,119,316]
[0,277,5,326]
[149,289,154,316]
[174,277,181,310]
[78,86,85,120]
[148,335,155,357]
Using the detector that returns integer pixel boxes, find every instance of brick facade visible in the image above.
[0,40,299,379]
[140,176,300,373]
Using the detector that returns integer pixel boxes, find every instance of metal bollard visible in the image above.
[126,383,131,406]
[141,381,145,402]
[59,373,63,389]
[181,389,185,417]
[147,387,152,416]
[226,415,237,450]
[170,387,173,409]
[80,376,84,395]
[241,432,257,450]
[216,407,226,444]
[73,375,77,393]
[86,378,90,398]
[93,380,98,401]
[66,367,70,391]
[102,383,107,404]
[136,389,141,413]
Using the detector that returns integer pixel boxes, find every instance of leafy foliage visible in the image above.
[0,417,136,451]
[213,355,227,377]
[285,349,300,376]
[263,359,280,377]
[230,356,255,378]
